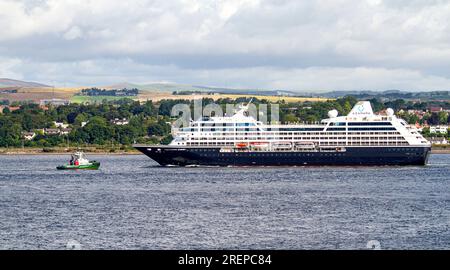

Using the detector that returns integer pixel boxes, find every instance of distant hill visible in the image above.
[0,78,51,88]
[316,90,450,100]
[192,85,298,96]
[104,82,299,96]
[5,78,450,101]
[102,82,450,100]
[103,82,144,90]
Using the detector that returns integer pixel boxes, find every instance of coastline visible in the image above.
[0,147,141,155]
[1,147,450,155]
[430,149,450,154]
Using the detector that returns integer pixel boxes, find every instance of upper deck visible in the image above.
[170,101,430,148]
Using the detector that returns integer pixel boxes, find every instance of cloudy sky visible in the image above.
[1,0,450,91]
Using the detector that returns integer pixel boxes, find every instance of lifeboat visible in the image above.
[235,142,248,148]
[272,142,292,150]
[249,142,269,147]
[294,141,316,150]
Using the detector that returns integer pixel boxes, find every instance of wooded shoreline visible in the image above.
[0,147,140,155]
[1,147,449,155]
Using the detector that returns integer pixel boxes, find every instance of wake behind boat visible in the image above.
[57,151,100,170]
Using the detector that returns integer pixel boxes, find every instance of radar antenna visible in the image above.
[242,98,254,110]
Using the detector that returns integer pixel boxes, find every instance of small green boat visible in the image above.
[57,152,100,170]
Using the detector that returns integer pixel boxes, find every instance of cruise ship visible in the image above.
[134,101,431,166]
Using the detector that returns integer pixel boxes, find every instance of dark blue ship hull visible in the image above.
[134,145,431,166]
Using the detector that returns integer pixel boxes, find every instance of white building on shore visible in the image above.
[430,126,448,134]
[428,137,448,145]
[21,132,36,141]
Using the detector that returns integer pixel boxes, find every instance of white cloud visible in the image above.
[0,57,24,79]
[63,26,83,40]
[1,0,450,91]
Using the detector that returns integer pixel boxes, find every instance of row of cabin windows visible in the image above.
[346,142,409,145]
[266,128,324,131]
[197,153,347,157]
[320,142,401,146]
[185,135,405,140]
[327,123,393,129]
[182,131,401,136]
[200,123,234,127]
[187,145,419,151]
[186,138,405,141]
[315,141,408,145]
[348,127,396,131]
[192,121,393,129]
[185,141,409,146]
[185,137,407,142]
[198,128,261,132]
[199,123,256,127]
[327,128,346,131]
[189,142,234,146]
[347,122,392,126]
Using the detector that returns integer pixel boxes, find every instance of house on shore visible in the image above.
[21,131,36,141]
[44,128,60,136]
[0,105,20,113]
[40,99,70,106]
[428,137,448,145]
[111,118,129,125]
[60,128,73,135]
[53,121,69,129]
[430,125,448,134]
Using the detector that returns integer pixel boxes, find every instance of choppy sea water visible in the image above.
[0,154,449,250]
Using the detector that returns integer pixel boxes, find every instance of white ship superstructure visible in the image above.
[135,101,431,166]
[170,101,430,150]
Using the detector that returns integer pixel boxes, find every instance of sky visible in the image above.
[1,0,450,92]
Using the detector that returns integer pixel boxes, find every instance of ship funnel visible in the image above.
[348,101,374,116]
[243,98,253,110]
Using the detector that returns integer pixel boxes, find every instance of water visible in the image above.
[0,154,449,250]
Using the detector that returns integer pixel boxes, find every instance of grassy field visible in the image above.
[70,95,135,103]
[211,94,330,102]
[1,86,331,104]
[0,87,81,103]
[76,93,331,103]
[137,92,331,102]
[18,87,82,94]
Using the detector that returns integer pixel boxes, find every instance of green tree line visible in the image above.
[1,97,450,148]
